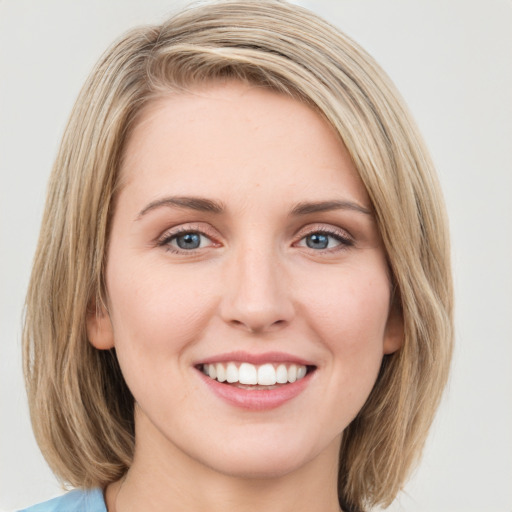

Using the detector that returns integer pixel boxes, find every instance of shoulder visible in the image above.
[18,488,106,512]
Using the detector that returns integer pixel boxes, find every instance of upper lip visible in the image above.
[194,351,315,367]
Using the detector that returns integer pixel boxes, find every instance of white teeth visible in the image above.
[297,365,307,379]
[276,364,288,384]
[202,362,309,385]
[239,363,258,385]
[226,362,239,383]
[257,363,277,386]
[216,363,226,382]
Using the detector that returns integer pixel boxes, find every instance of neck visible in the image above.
[107,409,342,512]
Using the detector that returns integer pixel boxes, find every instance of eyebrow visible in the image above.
[137,196,225,219]
[290,200,372,216]
[136,196,372,219]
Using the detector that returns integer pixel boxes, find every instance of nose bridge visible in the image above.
[220,238,294,332]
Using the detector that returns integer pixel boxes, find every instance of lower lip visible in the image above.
[197,369,314,410]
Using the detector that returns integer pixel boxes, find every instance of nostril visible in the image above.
[227,317,288,334]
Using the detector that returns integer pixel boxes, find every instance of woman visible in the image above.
[21,1,453,511]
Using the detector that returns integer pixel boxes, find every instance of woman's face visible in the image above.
[88,81,402,478]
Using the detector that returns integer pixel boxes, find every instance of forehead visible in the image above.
[119,81,370,210]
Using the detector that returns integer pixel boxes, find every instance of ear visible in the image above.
[86,301,115,350]
[383,301,404,355]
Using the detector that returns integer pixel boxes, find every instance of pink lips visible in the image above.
[195,351,315,411]
[195,350,313,367]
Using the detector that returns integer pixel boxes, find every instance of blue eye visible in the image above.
[174,232,202,249]
[163,231,213,251]
[305,233,330,249]
[298,230,352,251]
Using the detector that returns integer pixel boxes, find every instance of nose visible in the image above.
[219,245,295,334]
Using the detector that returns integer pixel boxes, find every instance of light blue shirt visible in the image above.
[19,488,107,512]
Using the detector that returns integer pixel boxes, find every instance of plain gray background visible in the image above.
[1,1,511,510]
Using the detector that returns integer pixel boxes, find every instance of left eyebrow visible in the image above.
[290,200,372,216]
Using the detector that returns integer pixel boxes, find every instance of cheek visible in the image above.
[303,269,391,352]
[106,259,217,368]
[300,264,391,407]
[104,261,221,415]
[291,268,391,435]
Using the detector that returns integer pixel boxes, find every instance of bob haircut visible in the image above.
[23,1,453,511]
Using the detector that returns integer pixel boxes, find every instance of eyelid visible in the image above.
[156,223,221,251]
[293,224,354,250]
[294,223,353,240]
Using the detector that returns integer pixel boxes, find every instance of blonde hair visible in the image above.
[23,1,453,511]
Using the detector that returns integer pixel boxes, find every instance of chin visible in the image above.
[204,451,312,480]
[191,431,340,481]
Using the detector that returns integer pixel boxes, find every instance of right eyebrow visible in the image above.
[136,196,225,220]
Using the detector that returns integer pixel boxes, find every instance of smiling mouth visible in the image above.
[198,362,315,389]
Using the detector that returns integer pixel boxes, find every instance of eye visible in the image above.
[174,232,206,250]
[304,233,335,249]
[295,229,353,251]
[158,229,216,253]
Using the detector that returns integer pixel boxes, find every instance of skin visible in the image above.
[87,81,403,512]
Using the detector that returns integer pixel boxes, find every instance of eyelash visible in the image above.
[157,225,219,254]
[156,225,354,254]
[295,227,354,252]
